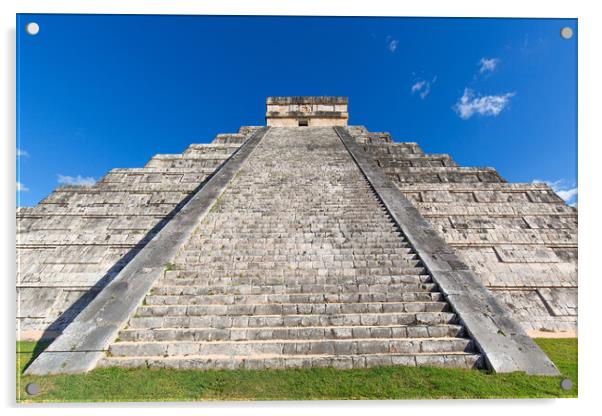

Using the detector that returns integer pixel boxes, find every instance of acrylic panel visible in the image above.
[16,14,577,402]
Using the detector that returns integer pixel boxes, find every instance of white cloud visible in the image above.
[532,179,578,205]
[17,148,29,157]
[479,57,500,74]
[57,174,96,187]
[388,39,399,53]
[411,76,437,99]
[453,88,515,119]
[411,80,426,93]
[16,181,29,192]
[556,187,578,202]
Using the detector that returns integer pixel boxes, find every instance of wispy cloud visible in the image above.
[16,181,29,192]
[453,88,515,119]
[411,76,437,99]
[57,174,96,187]
[478,57,500,74]
[388,39,399,53]
[17,148,29,157]
[532,179,578,206]
[411,80,426,93]
[557,188,578,203]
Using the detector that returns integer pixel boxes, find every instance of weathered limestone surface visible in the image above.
[345,126,578,336]
[17,127,262,341]
[266,96,348,127]
[98,127,484,372]
[24,127,269,375]
[336,126,558,375]
[18,97,576,376]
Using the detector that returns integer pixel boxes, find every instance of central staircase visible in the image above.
[99,127,483,370]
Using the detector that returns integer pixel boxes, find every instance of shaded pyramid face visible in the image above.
[19,97,574,376]
[16,128,263,341]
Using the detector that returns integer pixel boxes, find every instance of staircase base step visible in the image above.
[99,353,484,370]
[118,324,465,342]
[108,337,474,357]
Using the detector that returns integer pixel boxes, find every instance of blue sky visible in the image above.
[16,14,577,207]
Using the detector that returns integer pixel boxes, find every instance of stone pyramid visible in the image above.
[19,97,575,376]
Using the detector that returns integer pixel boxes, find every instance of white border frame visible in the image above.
[2,1,600,414]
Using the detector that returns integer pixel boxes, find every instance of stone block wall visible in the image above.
[16,121,577,340]
[16,127,261,340]
[347,125,577,335]
[266,96,348,127]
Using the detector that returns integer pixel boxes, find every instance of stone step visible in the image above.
[186,224,402,228]
[212,133,246,145]
[199,218,401,225]
[183,233,409,239]
[101,127,482,373]
[184,232,406,238]
[157,274,431,287]
[145,291,445,305]
[193,221,401,228]
[175,249,417,257]
[99,352,484,370]
[127,311,458,329]
[165,269,428,278]
[190,221,402,227]
[177,255,420,263]
[118,324,465,342]
[151,282,440,295]
[183,235,408,242]
[135,301,450,317]
[108,337,474,357]
[179,245,416,253]
[171,266,426,274]
[175,249,419,257]
[201,208,392,213]
[174,258,421,266]
[209,208,392,213]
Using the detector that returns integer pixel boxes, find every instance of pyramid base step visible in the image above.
[99,352,484,371]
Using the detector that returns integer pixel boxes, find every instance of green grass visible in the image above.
[16,338,577,402]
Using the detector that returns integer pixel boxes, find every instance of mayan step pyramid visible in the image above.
[19,97,575,376]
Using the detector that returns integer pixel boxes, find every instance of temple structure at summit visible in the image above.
[18,97,576,376]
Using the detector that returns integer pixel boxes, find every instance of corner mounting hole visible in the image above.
[560,27,573,40]
[26,22,40,36]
